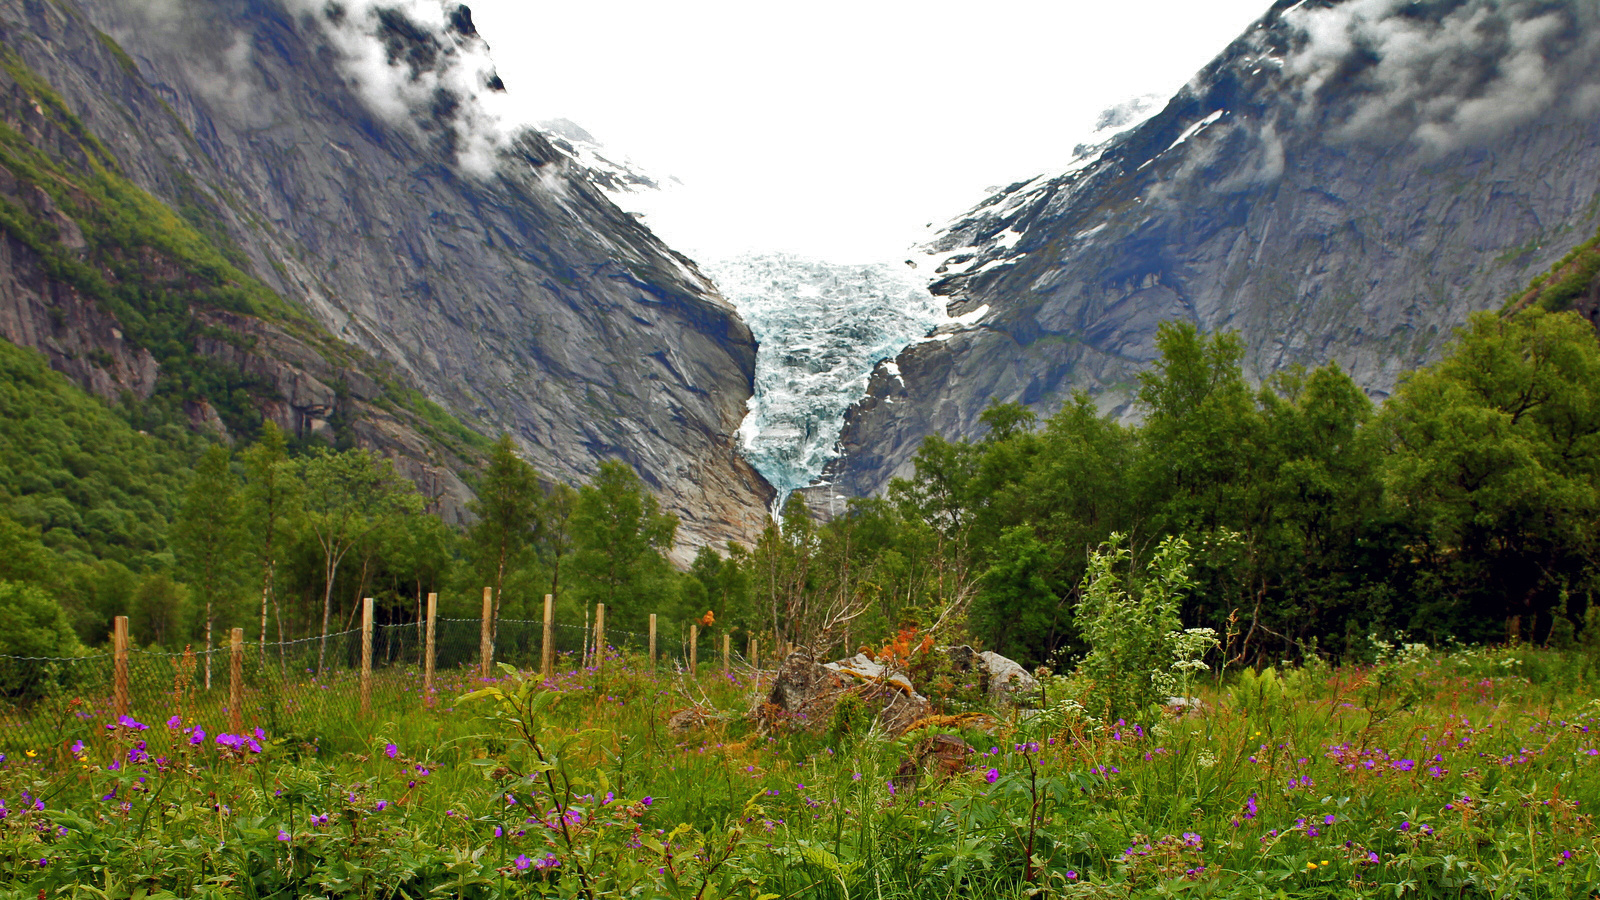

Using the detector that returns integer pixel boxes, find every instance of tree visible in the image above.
[1133,322,1265,536]
[567,461,677,631]
[171,444,243,688]
[240,421,298,655]
[1380,310,1600,641]
[540,483,579,602]
[467,435,541,640]
[300,447,423,674]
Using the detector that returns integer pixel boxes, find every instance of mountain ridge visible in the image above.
[0,0,774,554]
[811,0,1600,507]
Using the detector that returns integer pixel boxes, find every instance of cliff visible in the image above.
[0,0,772,551]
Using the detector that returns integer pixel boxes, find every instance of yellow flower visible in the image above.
[1321,860,1330,866]
[1306,862,1318,870]
[24,750,36,758]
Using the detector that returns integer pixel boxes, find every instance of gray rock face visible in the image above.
[1,0,772,555]
[824,0,1600,499]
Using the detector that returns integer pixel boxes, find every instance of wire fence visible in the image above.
[0,600,773,755]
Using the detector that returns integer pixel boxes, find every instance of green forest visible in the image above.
[0,297,1596,676]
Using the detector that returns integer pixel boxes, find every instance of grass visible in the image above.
[1,643,1598,898]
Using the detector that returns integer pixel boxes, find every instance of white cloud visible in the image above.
[1284,0,1600,155]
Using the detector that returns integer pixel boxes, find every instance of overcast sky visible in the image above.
[468,0,1272,262]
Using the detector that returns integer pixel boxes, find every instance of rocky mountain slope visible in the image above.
[817,0,1600,502]
[0,0,772,551]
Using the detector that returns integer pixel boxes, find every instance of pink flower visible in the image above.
[985,768,999,784]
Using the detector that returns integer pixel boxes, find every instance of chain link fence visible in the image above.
[0,601,767,755]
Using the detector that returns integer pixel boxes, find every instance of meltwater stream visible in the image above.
[702,254,947,509]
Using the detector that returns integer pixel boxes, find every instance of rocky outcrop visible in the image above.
[0,159,158,402]
[823,0,1600,499]
[0,0,773,556]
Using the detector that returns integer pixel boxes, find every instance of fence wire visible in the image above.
[0,610,768,754]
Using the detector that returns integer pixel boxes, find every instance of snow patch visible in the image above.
[1165,109,1225,153]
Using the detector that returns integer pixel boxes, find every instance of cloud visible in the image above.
[1283,0,1600,154]
[287,0,519,175]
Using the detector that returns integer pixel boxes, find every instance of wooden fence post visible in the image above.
[112,616,129,721]
[229,627,243,733]
[722,633,730,677]
[424,592,437,707]
[689,624,698,676]
[649,614,657,674]
[360,597,373,717]
[479,587,493,679]
[594,603,606,681]
[541,594,553,682]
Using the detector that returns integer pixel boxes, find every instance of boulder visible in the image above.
[943,646,1041,706]
[892,732,974,791]
[756,651,931,737]
[979,651,1040,705]
[823,653,915,693]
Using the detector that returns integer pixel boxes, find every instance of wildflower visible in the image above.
[851,772,861,781]
[985,768,999,784]
[69,740,84,755]
[277,831,290,842]
[534,854,560,870]
[1399,821,1411,832]
[642,796,653,806]
[117,715,148,732]
[374,800,389,812]
[167,716,182,729]
[1065,870,1078,881]
[1181,832,1202,848]
[1324,814,1335,825]
[384,743,399,759]
[887,780,896,796]
[494,826,503,837]
[514,854,531,871]
[254,727,266,741]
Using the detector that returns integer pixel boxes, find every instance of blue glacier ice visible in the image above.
[701,254,947,508]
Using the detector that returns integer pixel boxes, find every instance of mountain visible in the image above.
[816,0,1600,503]
[0,0,773,553]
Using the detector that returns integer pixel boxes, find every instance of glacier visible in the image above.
[701,254,947,509]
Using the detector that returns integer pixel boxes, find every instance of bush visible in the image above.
[1073,534,1192,722]
[0,579,80,700]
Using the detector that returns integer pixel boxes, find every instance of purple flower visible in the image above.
[642,796,653,806]
[254,727,266,741]
[1324,814,1336,825]
[69,740,84,755]
[514,854,531,871]
[117,715,148,732]
[374,800,389,812]
[190,728,206,746]
[1065,870,1079,880]
[985,768,999,784]
[384,743,398,759]
[276,830,290,842]
[494,826,503,837]
[534,854,560,870]
[166,716,182,730]
[1399,821,1411,832]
